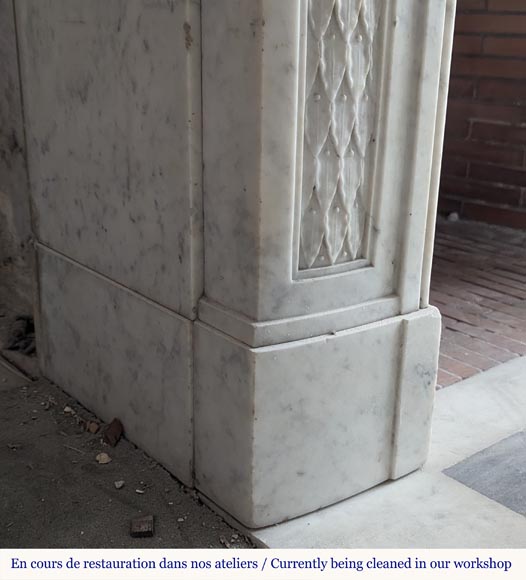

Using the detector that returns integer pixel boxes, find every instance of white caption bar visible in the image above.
[0,549,523,579]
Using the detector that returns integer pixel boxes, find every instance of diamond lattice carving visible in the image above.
[299,0,380,270]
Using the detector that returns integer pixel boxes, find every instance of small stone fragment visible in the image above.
[114,480,125,490]
[130,515,154,538]
[87,421,100,434]
[63,406,74,415]
[135,488,145,495]
[103,418,124,447]
[96,452,112,464]
[177,517,185,523]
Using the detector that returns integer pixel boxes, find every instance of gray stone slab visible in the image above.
[444,431,526,517]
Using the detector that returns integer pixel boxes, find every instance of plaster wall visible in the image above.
[0,0,32,309]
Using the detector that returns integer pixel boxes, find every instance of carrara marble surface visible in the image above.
[195,308,441,527]
[37,246,193,485]
[16,0,202,318]
[21,0,454,529]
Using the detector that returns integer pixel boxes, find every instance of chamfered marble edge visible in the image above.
[36,245,194,486]
[194,307,441,528]
[391,306,441,479]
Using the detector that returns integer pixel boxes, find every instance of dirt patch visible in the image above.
[0,375,255,549]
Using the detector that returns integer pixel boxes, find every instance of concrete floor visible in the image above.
[251,356,526,548]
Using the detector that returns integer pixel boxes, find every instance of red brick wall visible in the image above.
[439,0,526,228]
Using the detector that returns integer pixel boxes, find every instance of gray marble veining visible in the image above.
[22,0,454,528]
[38,247,193,485]
[195,308,441,527]
[17,0,202,318]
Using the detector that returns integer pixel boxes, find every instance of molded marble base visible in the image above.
[194,307,441,528]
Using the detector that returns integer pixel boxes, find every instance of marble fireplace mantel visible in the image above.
[16,0,455,528]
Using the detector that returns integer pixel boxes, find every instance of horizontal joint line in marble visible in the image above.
[198,295,400,348]
[35,242,193,323]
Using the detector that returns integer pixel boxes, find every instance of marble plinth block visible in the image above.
[195,308,441,527]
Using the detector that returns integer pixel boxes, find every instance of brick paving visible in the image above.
[431,219,526,389]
